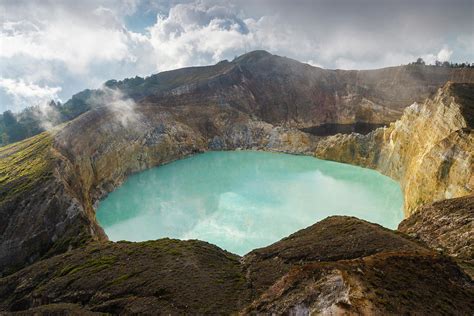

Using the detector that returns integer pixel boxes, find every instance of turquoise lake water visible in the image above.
[96,151,403,255]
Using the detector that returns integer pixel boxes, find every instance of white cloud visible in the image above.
[145,3,321,71]
[0,0,472,112]
[421,47,454,65]
[147,2,251,70]
[0,16,137,74]
[437,47,453,62]
[0,78,61,109]
[94,87,141,128]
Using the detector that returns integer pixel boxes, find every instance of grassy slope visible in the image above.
[0,132,54,203]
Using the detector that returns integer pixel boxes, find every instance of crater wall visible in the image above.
[314,82,473,215]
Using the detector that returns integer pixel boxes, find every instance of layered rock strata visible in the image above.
[0,55,473,314]
[113,51,474,128]
[1,83,472,278]
[314,82,474,215]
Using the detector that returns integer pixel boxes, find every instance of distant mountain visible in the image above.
[1,50,473,146]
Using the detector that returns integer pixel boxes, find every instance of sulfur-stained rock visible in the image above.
[1,51,473,314]
[315,82,474,215]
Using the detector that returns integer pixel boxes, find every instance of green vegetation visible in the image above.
[0,91,94,147]
[107,273,137,286]
[58,255,117,276]
[409,57,473,68]
[0,132,53,202]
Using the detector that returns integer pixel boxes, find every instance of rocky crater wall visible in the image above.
[314,82,474,215]
[0,82,472,281]
[1,216,472,314]
[0,104,316,274]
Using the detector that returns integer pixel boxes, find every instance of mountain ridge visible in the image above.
[1,50,473,146]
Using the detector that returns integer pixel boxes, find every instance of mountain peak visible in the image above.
[233,50,273,63]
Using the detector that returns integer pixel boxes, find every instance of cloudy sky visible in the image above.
[1,0,473,112]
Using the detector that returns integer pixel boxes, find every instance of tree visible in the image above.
[2,110,17,127]
[1,132,8,145]
[414,57,425,65]
[2,110,27,143]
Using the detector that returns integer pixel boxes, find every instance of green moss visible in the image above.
[108,273,133,286]
[44,231,92,259]
[58,255,117,276]
[0,132,54,202]
[140,238,185,256]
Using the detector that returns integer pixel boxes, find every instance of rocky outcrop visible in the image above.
[398,195,474,277]
[314,82,474,215]
[1,82,472,282]
[243,217,473,314]
[1,216,472,315]
[0,133,98,276]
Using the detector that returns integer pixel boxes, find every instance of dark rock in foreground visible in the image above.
[0,239,247,314]
[1,216,472,314]
[399,195,474,278]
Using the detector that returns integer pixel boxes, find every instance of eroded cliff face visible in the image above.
[0,133,98,275]
[314,82,474,215]
[1,83,472,275]
[8,51,474,148]
[134,52,474,129]
[54,104,316,218]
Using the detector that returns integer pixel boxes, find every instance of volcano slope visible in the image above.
[76,50,474,128]
[0,104,315,275]
[3,50,474,146]
[0,52,473,314]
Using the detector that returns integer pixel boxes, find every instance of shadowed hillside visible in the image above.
[1,216,472,314]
